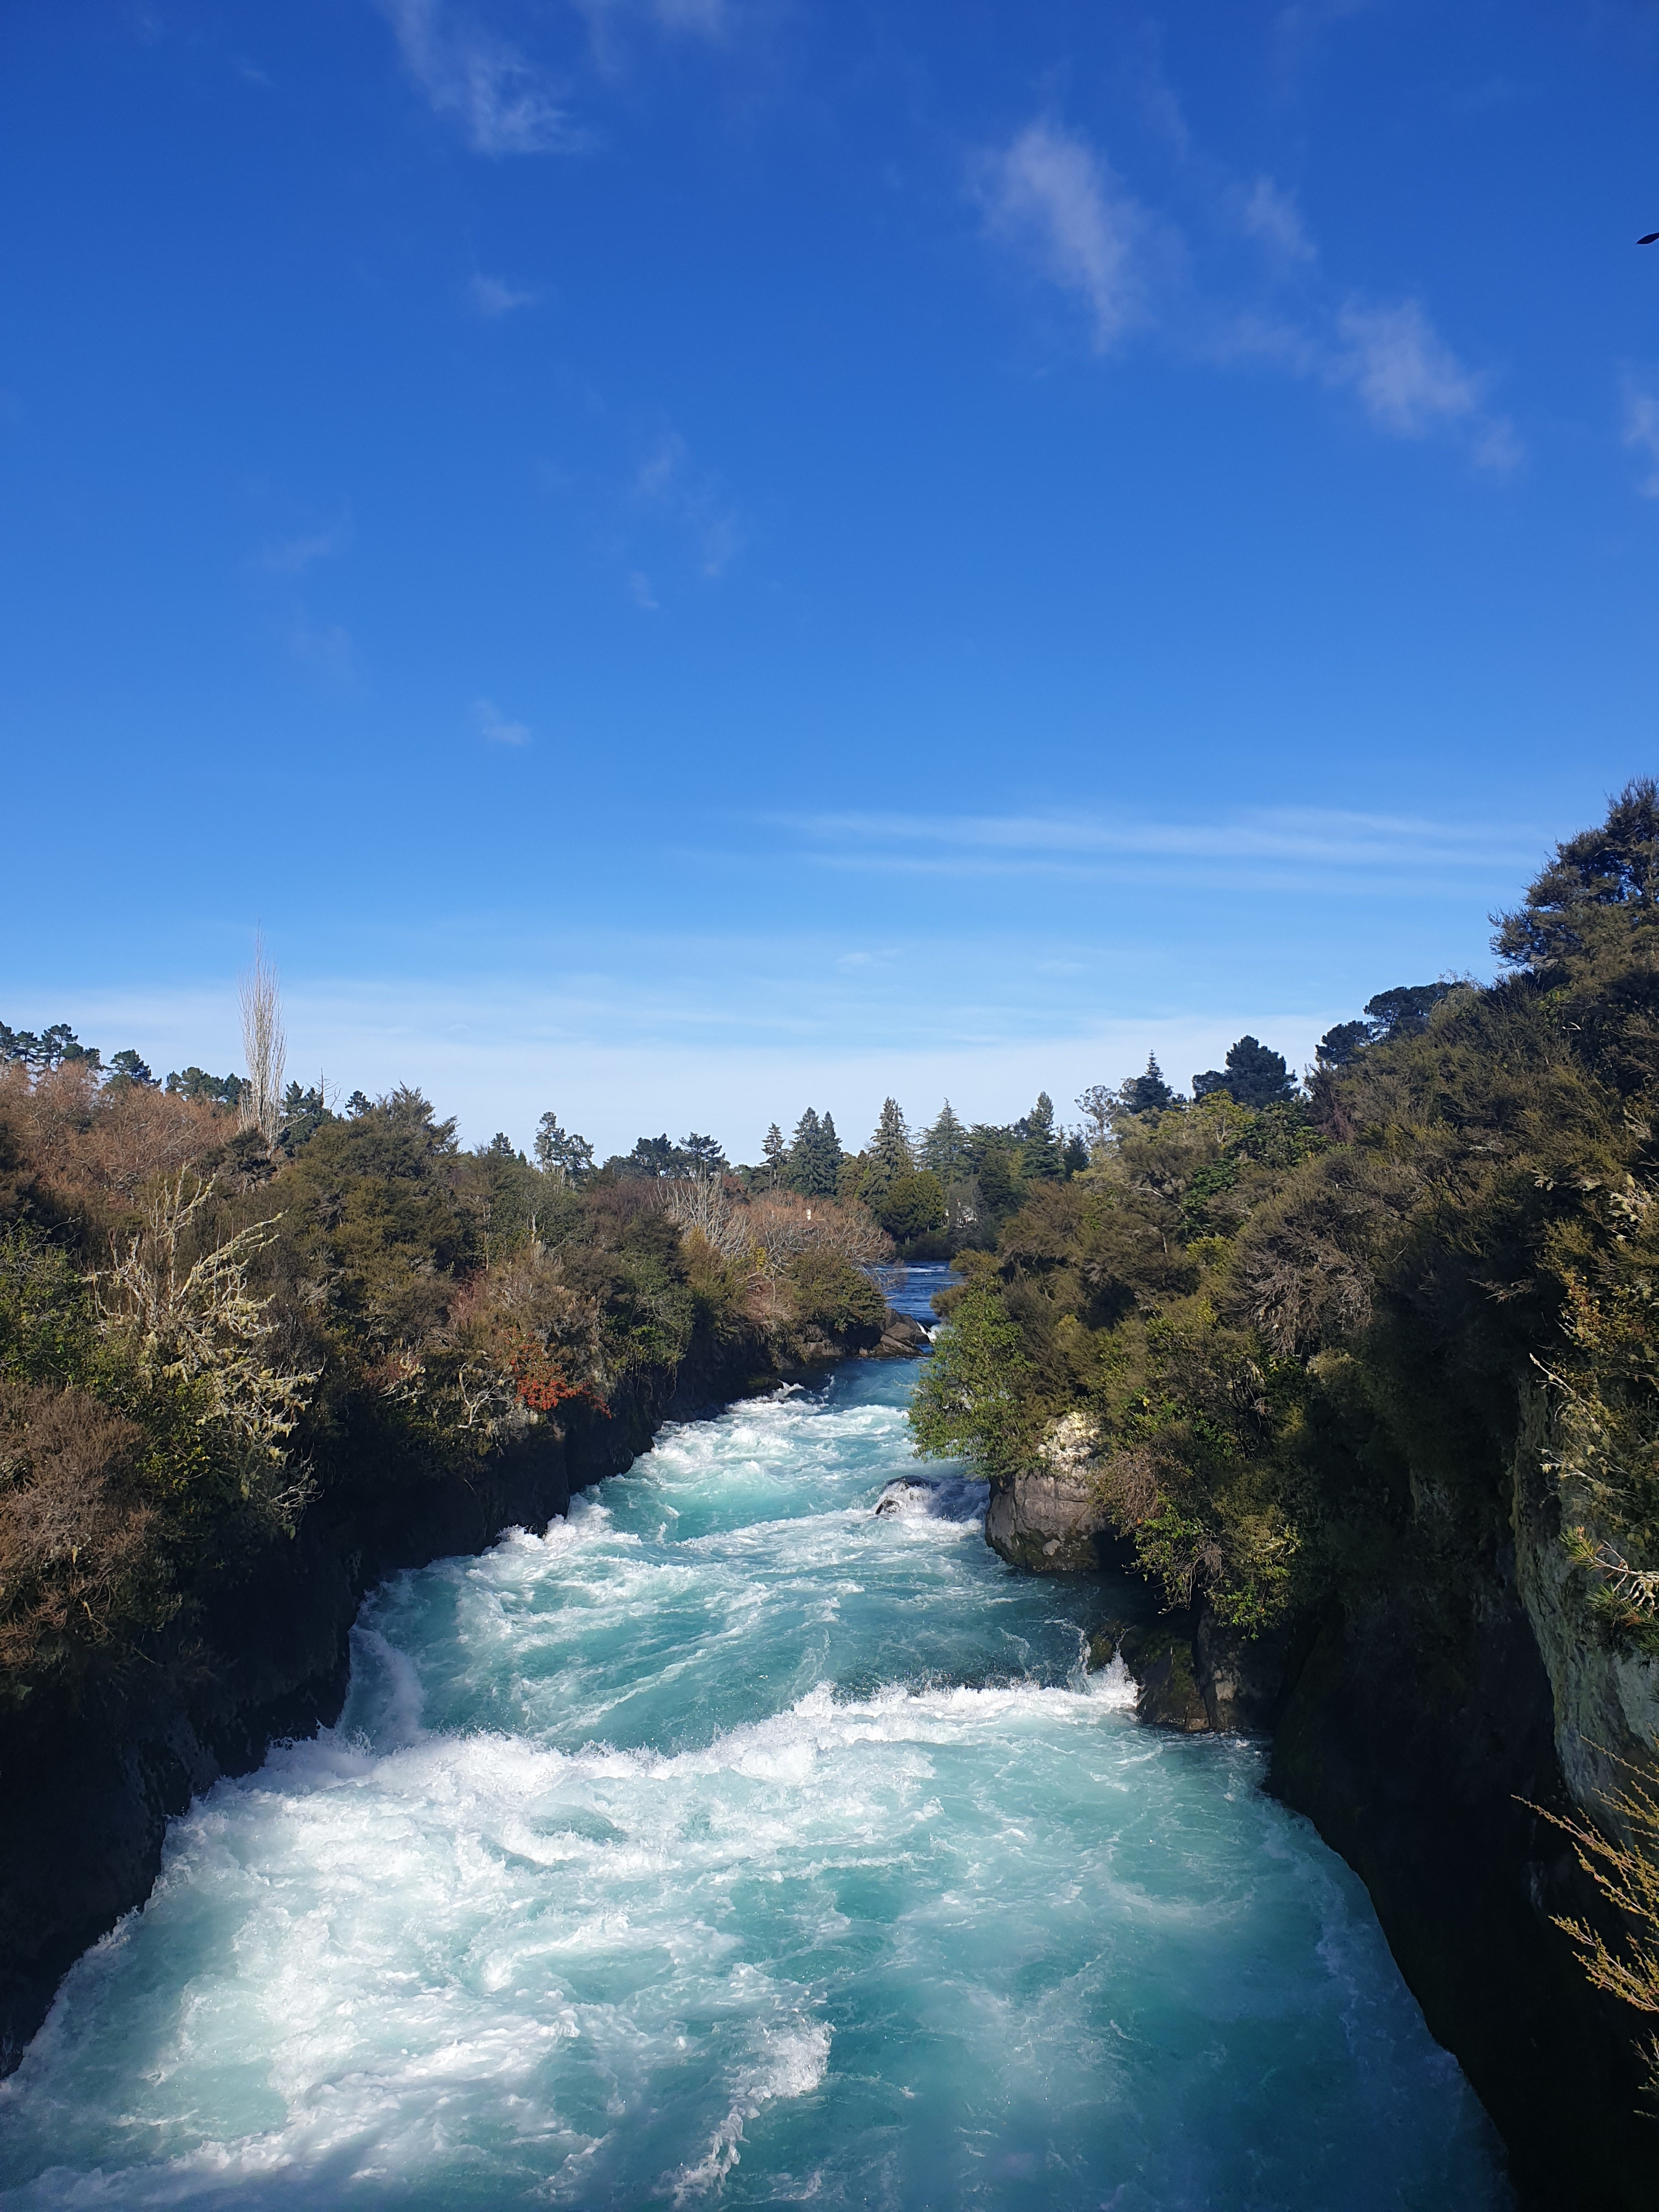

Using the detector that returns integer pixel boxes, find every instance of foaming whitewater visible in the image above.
[0,1273,1509,2209]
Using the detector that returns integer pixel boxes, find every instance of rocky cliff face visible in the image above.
[1511,1387,1659,1847]
[990,1405,1655,2209]
[984,1409,1113,1570]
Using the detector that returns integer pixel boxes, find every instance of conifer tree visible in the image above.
[761,1122,787,1188]
[1192,1037,1295,1110]
[918,1099,970,1182]
[786,1108,821,1194]
[817,1113,845,1197]
[1121,1054,1175,1115]
[861,1097,913,1207]
[1019,1091,1064,1180]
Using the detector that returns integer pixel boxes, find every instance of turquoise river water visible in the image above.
[0,1269,1510,2209]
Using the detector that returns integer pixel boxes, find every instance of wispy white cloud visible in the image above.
[773,805,1538,894]
[376,0,573,155]
[1330,300,1517,467]
[976,121,1148,353]
[472,697,531,745]
[634,429,744,578]
[259,509,352,574]
[979,112,1518,472]
[467,273,538,317]
[629,569,661,611]
[1622,375,1659,497]
[572,0,736,67]
[1238,175,1315,263]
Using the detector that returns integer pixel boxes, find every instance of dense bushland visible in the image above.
[0,1069,891,1735]
[911,780,1659,2089]
[915,784,1659,1635]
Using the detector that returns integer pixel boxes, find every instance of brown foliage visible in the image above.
[0,1064,225,1234]
[0,1381,159,1682]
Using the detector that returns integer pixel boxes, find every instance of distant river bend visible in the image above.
[0,1268,1508,2209]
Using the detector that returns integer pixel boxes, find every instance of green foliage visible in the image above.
[785,1108,844,1198]
[1019,1092,1064,1181]
[906,785,1659,1660]
[788,1248,887,1334]
[909,1262,1036,1477]
[166,1066,242,1108]
[1120,1054,1176,1115]
[533,1111,595,1184]
[1494,774,1659,972]
[877,1169,946,1244]
[1192,1035,1296,1110]
[1317,984,1457,1069]
[860,1098,913,1211]
[918,1099,970,1182]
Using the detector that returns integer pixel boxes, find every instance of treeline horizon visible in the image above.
[0,989,1456,1261]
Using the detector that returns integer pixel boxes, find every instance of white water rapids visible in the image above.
[0,1272,1509,2208]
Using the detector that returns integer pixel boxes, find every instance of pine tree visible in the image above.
[1019,1091,1064,1180]
[1192,1037,1295,1110]
[861,1097,913,1207]
[785,1108,821,1194]
[817,1113,845,1197]
[918,1099,970,1183]
[761,1122,787,1187]
[1120,1053,1175,1115]
[534,1111,595,1184]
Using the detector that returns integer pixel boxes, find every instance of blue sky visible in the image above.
[3,0,1657,1159]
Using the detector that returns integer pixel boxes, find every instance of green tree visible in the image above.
[909,1266,1035,1478]
[1019,1092,1064,1180]
[1192,1037,1295,1110]
[786,1109,843,1198]
[106,1049,156,1090]
[761,1123,787,1188]
[166,1066,242,1108]
[878,1169,946,1244]
[1121,1054,1176,1115]
[861,1097,913,1209]
[534,1111,595,1184]
[785,1108,822,1194]
[1494,774,1659,970]
[918,1100,971,1182]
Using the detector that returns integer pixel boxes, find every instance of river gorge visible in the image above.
[0,1272,1509,2209]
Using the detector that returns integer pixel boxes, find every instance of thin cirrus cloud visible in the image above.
[773,805,1541,894]
[375,0,573,155]
[1621,375,1659,496]
[258,510,352,574]
[467,273,538,316]
[1237,174,1316,264]
[975,121,1149,354]
[978,116,1519,471]
[472,697,531,744]
[1330,301,1519,469]
[634,429,744,580]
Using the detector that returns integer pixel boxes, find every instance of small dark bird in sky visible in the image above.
[1641,232,1659,245]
